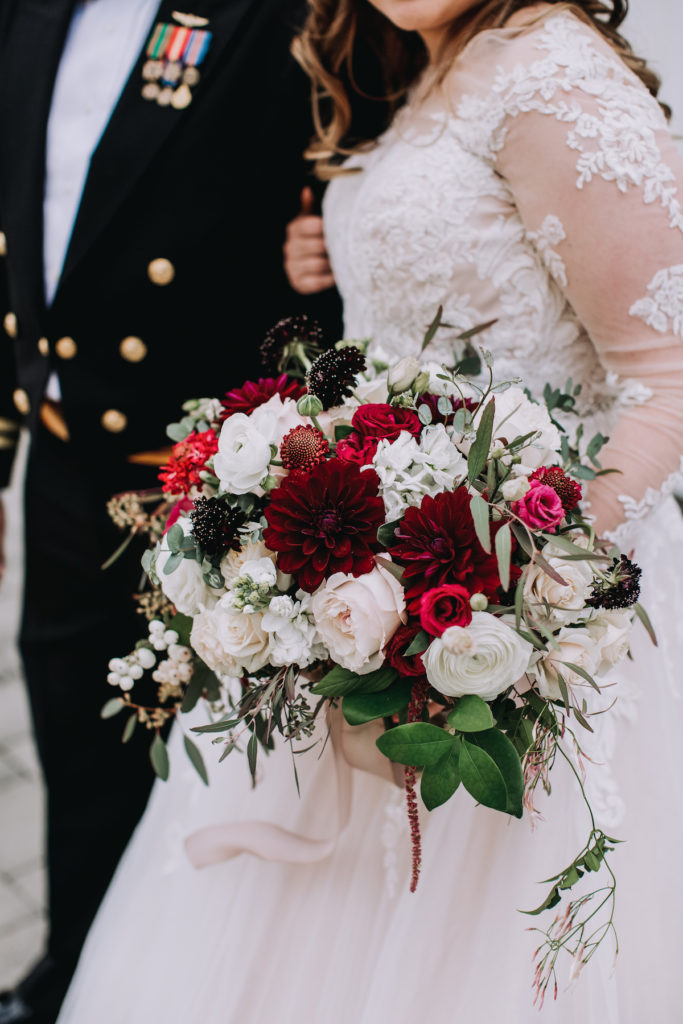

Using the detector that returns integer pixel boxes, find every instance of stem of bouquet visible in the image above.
[405,679,430,892]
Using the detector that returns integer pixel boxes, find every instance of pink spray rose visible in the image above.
[512,480,565,531]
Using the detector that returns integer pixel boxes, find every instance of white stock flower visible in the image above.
[214,395,305,495]
[486,387,561,469]
[190,598,270,677]
[156,518,223,616]
[372,424,467,522]
[524,556,594,626]
[423,612,533,701]
[262,591,325,668]
[587,609,633,676]
[311,562,406,675]
[531,626,601,701]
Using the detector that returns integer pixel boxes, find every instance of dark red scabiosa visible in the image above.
[389,488,506,612]
[263,461,385,593]
[220,375,304,419]
[259,314,325,374]
[305,346,367,410]
[384,623,427,678]
[336,404,422,466]
[529,465,582,512]
[190,497,245,555]
[419,583,472,637]
[280,425,329,473]
[158,429,218,495]
[588,555,642,610]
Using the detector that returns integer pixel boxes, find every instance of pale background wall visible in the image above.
[624,0,683,148]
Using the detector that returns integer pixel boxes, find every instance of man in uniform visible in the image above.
[0,1,340,1021]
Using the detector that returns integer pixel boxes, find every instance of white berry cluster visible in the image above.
[152,643,193,686]
[107,646,156,692]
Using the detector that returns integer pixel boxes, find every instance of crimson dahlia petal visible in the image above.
[263,461,385,593]
[220,375,304,419]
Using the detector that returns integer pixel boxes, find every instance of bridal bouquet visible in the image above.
[104,312,651,1002]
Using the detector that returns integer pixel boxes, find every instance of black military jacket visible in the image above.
[0,0,341,486]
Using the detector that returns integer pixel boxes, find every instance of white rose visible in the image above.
[190,598,270,677]
[423,612,533,700]
[531,626,600,701]
[156,518,222,616]
[487,387,561,469]
[524,557,593,626]
[587,609,632,676]
[311,562,406,674]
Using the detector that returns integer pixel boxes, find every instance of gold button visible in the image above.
[147,258,175,286]
[38,337,49,357]
[119,336,148,363]
[101,409,127,433]
[0,232,6,257]
[3,312,17,338]
[13,388,29,415]
[55,336,77,359]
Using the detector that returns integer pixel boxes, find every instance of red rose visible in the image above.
[384,623,427,678]
[419,584,472,637]
[336,403,422,467]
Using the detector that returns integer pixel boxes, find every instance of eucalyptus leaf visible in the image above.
[467,398,495,484]
[418,404,433,426]
[183,734,209,785]
[495,522,512,591]
[376,723,456,767]
[247,729,258,781]
[421,305,443,352]
[162,551,183,575]
[634,602,658,647]
[101,697,124,719]
[150,733,170,781]
[469,493,491,554]
[166,523,184,554]
[122,714,137,744]
[166,421,192,443]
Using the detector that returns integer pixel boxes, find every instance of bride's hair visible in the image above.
[292,0,670,178]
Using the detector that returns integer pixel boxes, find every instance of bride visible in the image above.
[58,2,683,1021]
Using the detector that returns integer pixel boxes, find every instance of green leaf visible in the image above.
[376,723,456,767]
[404,629,430,657]
[162,551,183,575]
[247,729,258,781]
[467,397,495,484]
[469,493,491,553]
[495,522,512,591]
[150,733,170,781]
[342,678,414,726]
[460,737,507,812]
[462,728,523,817]
[560,661,601,692]
[634,602,658,647]
[167,421,192,443]
[448,694,494,733]
[417,403,433,426]
[334,424,354,441]
[377,520,400,547]
[180,659,221,712]
[312,663,397,697]
[514,573,525,632]
[183,734,209,786]
[421,305,443,352]
[101,697,124,719]
[168,612,193,647]
[166,523,184,553]
[122,713,137,743]
[522,884,562,916]
[421,741,461,810]
[456,318,498,341]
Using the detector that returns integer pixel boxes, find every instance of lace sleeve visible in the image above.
[488,13,683,537]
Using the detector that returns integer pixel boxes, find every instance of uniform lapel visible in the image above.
[58,0,254,292]
[0,0,77,315]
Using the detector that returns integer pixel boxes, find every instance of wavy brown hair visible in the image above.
[292,0,670,177]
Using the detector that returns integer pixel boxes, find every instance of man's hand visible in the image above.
[284,187,335,295]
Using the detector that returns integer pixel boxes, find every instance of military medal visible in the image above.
[141,15,212,108]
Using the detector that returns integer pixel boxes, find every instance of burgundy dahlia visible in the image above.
[221,374,304,419]
[389,488,507,612]
[263,461,384,592]
[529,465,582,512]
[336,404,422,466]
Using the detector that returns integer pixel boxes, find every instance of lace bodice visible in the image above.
[324,11,683,535]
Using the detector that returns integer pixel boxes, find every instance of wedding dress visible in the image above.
[58,13,683,1022]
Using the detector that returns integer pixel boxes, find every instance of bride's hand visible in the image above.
[284,187,335,294]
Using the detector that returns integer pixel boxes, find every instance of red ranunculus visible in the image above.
[158,429,218,495]
[220,374,304,419]
[336,403,422,466]
[513,480,565,532]
[419,584,472,637]
[384,622,427,678]
[389,488,508,612]
[263,460,385,593]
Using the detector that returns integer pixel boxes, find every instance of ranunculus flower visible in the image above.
[336,404,422,466]
[311,562,407,675]
[524,554,593,626]
[531,626,600,701]
[156,517,223,615]
[190,599,270,677]
[214,395,305,495]
[513,480,565,531]
[419,584,472,637]
[383,622,427,677]
[423,612,532,700]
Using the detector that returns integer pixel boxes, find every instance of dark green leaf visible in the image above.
[466,728,524,817]
[469,493,491,553]
[168,612,193,647]
[495,522,512,591]
[405,629,430,657]
[312,664,397,698]
[122,714,137,743]
[467,398,495,484]
[342,678,414,726]
[101,697,124,719]
[421,305,443,352]
[447,694,494,733]
[247,729,258,781]
[181,659,221,712]
[456,318,497,341]
[377,520,400,547]
[522,885,562,916]
[376,723,456,767]
[183,734,209,785]
[514,573,525,632]
[634,602,658,647]
[150,733,170,781]
[334,424,354,441]
[459,737,507,812]
[421,741,461,810]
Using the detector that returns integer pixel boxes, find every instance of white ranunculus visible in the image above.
[214,395,305,495]
[423,612,533,700]
[311,562,406,675]
[262,591,326,668]
[587,609,633,676]
[524,556,594,626]
[531,626,601,701]
[485,387,561,469]
[156,518,223,616]
[372,424,467,522]
[190,598,270,677]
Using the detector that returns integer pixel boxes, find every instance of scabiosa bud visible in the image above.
[529,466,582,512]
[259,314,325,373]
[280,425,329,473]
[305,346,367,410]
[190,497,245,555]
[588,555,642,610]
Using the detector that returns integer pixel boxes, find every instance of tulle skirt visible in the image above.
[57,498,683,1023]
